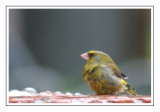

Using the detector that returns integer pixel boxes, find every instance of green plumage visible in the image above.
[81,50,136,95]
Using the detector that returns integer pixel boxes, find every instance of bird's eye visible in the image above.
[88,53,94,57]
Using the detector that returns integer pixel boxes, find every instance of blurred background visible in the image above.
[9,9,151,95]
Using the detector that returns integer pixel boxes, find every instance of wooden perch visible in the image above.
[9,91,151,103]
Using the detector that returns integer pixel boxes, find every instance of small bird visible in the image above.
[81,50,136,95]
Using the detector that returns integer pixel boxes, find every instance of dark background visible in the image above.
[9,9,151,95]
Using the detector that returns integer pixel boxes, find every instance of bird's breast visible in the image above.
[83,64,123,94]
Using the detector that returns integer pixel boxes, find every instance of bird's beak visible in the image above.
[80,52,89,60]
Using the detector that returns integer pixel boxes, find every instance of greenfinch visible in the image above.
[81,50,136,95]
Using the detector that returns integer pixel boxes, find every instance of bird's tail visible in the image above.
[120,79,136,95]
[125,84,136,95]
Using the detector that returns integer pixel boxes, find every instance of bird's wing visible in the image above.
[108,63,128,79]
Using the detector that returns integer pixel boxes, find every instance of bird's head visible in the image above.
[80,50,112,64]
